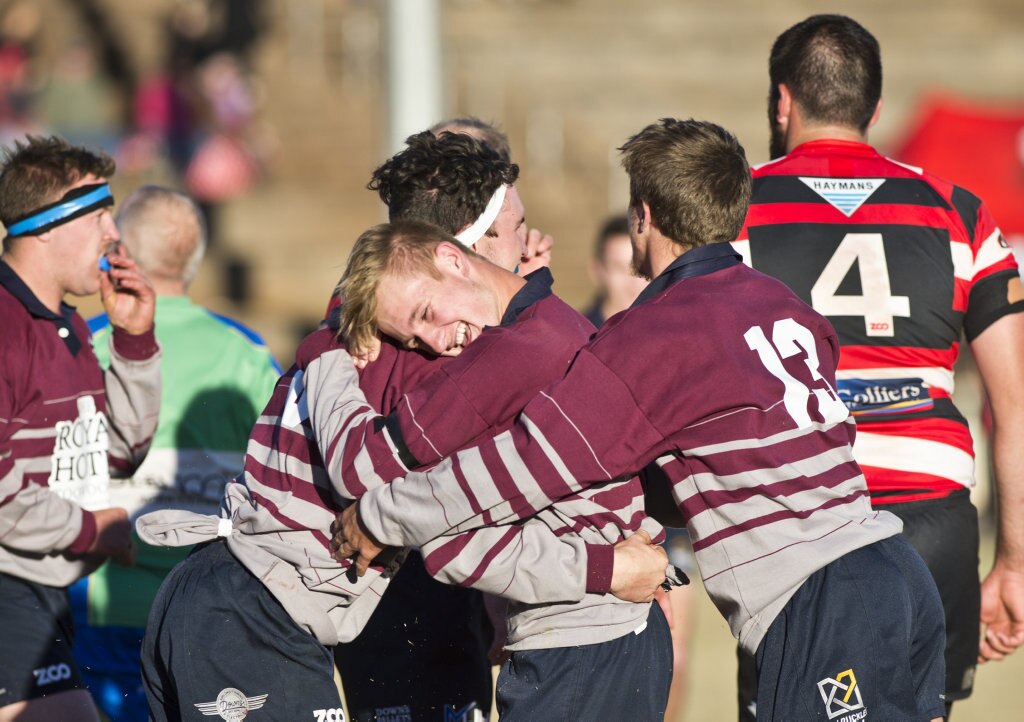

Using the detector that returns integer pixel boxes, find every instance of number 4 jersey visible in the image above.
[737,139,1024,504]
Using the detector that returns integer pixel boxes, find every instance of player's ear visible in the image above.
[776,83,792,124]
[868,97,882,129]
[434,240,468,275]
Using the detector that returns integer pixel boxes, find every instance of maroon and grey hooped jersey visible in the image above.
[0,260,160,587]
[355,244,903,654]
[736,139,1023,504]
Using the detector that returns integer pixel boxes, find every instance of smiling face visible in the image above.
[46,173,121,297]
[374,242,502,356]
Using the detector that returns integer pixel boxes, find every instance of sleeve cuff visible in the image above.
[584,542,614,595]
[112,326,159,360]
[68,510,97,554]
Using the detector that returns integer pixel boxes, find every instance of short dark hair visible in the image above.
[429,116,512,162]
[769,14,882,132]
[593,215,630,260]
[368,130,519,236]
[619,118,750,249]
[0,136,115,245]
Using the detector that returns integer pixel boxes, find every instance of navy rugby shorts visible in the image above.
[496,602,673,721]
[0,572,87,705]
[141,540,344,722]
[754,535,946,721]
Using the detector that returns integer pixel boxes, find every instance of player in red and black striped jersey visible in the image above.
[735,14,1024,715]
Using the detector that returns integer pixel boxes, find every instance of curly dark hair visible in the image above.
[368,130,519,236]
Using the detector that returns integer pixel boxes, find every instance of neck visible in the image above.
[475,257,527,319]
[151,277,188,296]
[648,231,691,279]
[786,122,867,153]
[1,247,63,312]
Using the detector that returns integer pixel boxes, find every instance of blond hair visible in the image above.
[338,220,461,354]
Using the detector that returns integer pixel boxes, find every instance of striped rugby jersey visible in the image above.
[0,260,161,587]
[356,245,903,653]
[736,139,1022,504]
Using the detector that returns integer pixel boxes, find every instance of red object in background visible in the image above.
[890,94,1024,238]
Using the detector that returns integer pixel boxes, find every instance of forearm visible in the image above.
[419,517,611,604]
[0,479,94,554]
[303,349,410,499]
[104,327,161,474]
[991,422,1024,570]
[971,313,1024,571]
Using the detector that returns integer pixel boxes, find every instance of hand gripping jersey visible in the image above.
[736,139,1023,504]
[355,245,903,653]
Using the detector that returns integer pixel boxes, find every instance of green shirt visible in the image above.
[86,295,280,626]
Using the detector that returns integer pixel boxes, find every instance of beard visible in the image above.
[626,248,651,280]
[769,121,788,160]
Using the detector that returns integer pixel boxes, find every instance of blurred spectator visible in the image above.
[70,185,280,721]
[120,0,270,249]
[0,1,40,147]
[581,215,648,327]
[40,39,121,153]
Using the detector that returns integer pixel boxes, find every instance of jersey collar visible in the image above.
[633,242,741,307]
[0,258,83,354]
[501,267,554,326]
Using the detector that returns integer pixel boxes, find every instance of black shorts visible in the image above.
[334,550,493,722]
[141,540,344,722]
[754,535,946,721]
[0,572,87,706]
[885,489,980,701]
[496,603,673,722]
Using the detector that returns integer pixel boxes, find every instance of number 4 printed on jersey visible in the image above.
[745,318,849,428]
[810,233,910,337]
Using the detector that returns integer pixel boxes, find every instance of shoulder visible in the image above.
[521,294,595,344]
[205,309,271,347]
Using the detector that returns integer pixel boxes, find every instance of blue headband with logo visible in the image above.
[5,183,114,238]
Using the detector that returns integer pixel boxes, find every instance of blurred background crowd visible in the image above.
[5,1,1023,719]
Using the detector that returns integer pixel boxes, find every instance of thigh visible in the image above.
[498,604,672,722]
[0,574,86,706]
[755,542,940,721]
[887,491,980,701]
[143,542,343,722]
[336,552,492,721]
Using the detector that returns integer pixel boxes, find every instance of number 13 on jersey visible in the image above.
[745,318,849,428]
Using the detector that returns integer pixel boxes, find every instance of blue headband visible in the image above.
[5,184,114,238]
